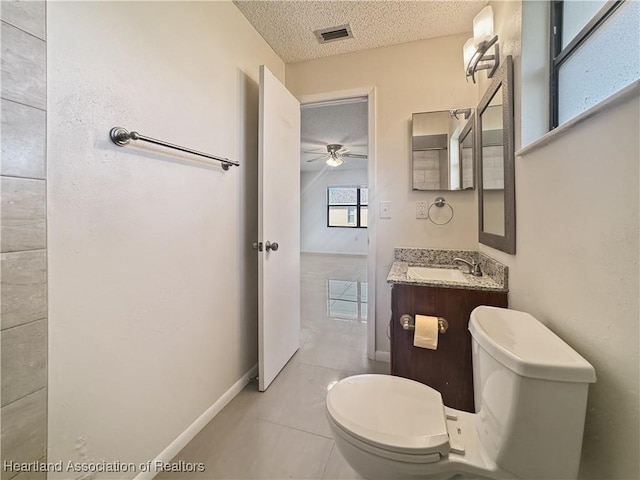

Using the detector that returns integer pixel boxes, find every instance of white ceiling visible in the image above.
[233,0,487,64]
[301,100,368,172]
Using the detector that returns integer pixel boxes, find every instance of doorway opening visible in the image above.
[298,89,376,361]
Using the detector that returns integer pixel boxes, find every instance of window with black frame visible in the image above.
[327,186,368,228]
[549,0,639,129]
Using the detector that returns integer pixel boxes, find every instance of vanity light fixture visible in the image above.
[463,6,500,84]
[450,108,472,120]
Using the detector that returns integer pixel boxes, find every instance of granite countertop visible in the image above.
[386,248,508,292]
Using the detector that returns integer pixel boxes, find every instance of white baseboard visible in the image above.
[374,351,390,363]
[134,364,258,480]
[300,250,367,257]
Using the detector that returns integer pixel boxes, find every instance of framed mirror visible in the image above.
[459,116,475,190]
[476,55,515,254]
[411,109,473,191]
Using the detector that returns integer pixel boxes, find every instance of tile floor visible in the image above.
[158,253,388,479]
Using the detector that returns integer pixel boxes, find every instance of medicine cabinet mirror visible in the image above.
[411,109,474,191]
[476,55,515,254]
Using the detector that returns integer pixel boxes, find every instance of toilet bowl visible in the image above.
[326,374,505,480]
[326,306,596,480]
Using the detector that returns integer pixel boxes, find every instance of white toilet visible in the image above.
[326,306,596,479]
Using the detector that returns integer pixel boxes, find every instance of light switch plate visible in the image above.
[380,201,391,219]
[416,201,429,219]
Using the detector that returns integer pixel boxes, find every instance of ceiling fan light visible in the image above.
[326,155,343,167]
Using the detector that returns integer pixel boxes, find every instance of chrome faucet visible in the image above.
[453,258,483,277]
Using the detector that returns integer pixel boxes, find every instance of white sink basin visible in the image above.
[407,266,469,283]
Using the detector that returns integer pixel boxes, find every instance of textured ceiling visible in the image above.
[301,100,368,172]
[233,0,487,64]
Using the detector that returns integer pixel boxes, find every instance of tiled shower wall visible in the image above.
[1,1,48,478]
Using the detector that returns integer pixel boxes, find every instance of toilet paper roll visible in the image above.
[413,315,439,350]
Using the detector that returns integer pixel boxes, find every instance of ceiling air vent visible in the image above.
[314,24,354,44]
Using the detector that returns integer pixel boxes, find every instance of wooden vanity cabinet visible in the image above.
[391,284,508,413]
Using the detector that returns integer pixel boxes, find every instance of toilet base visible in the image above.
[328,408,510,480]
[333,428,456,480]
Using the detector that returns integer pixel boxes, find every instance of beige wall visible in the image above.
[47,1,283,476]
[287,33,480,351]
[481,1,639,478]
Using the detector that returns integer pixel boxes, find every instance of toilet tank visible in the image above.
[469,306,596,480]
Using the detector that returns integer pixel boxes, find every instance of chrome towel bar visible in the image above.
[400,314,449,334]
[109,127,239,170]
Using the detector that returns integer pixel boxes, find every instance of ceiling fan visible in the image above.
[305,144,367,167]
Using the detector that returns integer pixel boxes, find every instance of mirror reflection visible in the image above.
[480,87,504,236]
[411,109,473,191]
[459,117,475,190]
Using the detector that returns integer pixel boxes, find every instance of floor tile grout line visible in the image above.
[320,442,337,480]
[255,416,334,441]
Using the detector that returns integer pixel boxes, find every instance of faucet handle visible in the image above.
[471,261,483,277]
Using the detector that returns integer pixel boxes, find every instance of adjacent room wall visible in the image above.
[0,1,48,476]
[287,33,480,351]
[480,1,640,478]
[301,168,368,255]
[47,1,283,476]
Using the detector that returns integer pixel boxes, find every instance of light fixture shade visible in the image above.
[463,37,476,73]
[473,6,494,47]
[326,155,343,167]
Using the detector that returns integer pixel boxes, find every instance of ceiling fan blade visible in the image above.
[302,149,326,154]
[306,155,328,163]
[341,153,368,159]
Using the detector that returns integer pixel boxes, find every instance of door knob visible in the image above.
[265,241,279,252]
[252,242,263,251]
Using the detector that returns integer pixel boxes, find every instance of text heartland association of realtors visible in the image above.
[3,460,206,474]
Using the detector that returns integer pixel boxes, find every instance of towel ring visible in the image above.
[428,197,454,225]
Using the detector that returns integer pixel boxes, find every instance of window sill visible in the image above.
[516,80,640,158]
[327,226,368,229]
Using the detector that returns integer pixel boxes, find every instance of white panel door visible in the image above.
[258,65,301,391]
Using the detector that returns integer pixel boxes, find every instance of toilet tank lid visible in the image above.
[469,307,596,383]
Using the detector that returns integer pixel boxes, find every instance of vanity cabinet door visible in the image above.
[391,284,508,412]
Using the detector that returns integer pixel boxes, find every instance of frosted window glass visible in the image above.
[328,187,357,205]
[562,0,608,48]
[558,0,640,125]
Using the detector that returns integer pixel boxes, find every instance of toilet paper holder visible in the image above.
[400,314,449,334]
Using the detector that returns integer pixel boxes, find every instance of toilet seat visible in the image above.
[326,375,450,460]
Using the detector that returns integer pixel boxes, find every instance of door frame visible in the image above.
[298,87,377,360]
